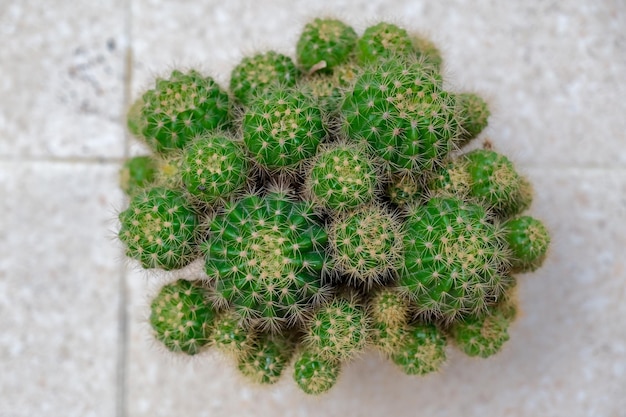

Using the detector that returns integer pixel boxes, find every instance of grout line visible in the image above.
[116,1,133,417]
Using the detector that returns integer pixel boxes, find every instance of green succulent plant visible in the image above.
[134,70,232,153]
[118,187,199,270]
[119,17,551,396]
[149,279,216,355]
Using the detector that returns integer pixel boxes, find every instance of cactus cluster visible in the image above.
[118,17,551,395]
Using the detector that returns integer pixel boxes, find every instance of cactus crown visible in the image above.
[139,70,231,153]
[230,51,300,106]
[180,133,249,204]
[329,204,404,287]
[203,190,330,331]
[399,197,509,321]
[242,87,326,170]
[118,187,199,270]
[304,296,369,361]
[340,57,462,174]
[305,142,380,211]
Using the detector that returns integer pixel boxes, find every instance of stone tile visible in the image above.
[0,0,127,158]
[124,168,626,416]
[0,162,124,416]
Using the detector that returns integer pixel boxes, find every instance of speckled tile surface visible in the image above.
[0,0,127,159]
[0,162,124,417]
[1,1,625,416]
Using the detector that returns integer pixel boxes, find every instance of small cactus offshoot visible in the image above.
[293,350,341,394]
[296,18,358,73]
[503,215,550,272]
[149,279,216,355]
[136,70,231,153]
[203,190,331,331]
[118,17,551,395]
[304,296,369,361]
[242,87,326,170]
[449,297,517,358]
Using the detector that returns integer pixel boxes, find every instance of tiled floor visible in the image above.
[1,1,625,416]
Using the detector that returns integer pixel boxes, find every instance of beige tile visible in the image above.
[0,162,124,416]
[0,1,127,158]
[123,168,626,416]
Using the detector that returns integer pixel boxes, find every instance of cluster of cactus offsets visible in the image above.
[118,17,551,395]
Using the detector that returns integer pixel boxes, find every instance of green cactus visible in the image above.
[390,323,447,375]
[464,149,533,218]
[126,97,144,137]
[242,87,326,170]
[151,152,185,190]
[203,190,330,331]
[398,197,509,322]
[116,17,552,391]
[119,155,157,197]
[297,58,362,115]
[304,296,369,361]
[429,158,473,198]
[211,310,256,357]
[449,297,517,358]
[230,51,300,106]
[149,279,216,355]
[386,173,422,207]
[504,216,550,272]
[334,61,361,87]
[328,205,404,287]
[370,287,410,327]
[370,320,406,355]
[356,22,414,64]
[293,349,341,395]
[305,142,379,212]
[138,70,231,153]
[118,187,199,270]
[298,74,343,115]
[368,288,411,355]
[341,57,461,174]
[180,133,249,204]
[237,332,295,384]
[430,149,533,219]
[296,18,358,73]
[456,92,490,145]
